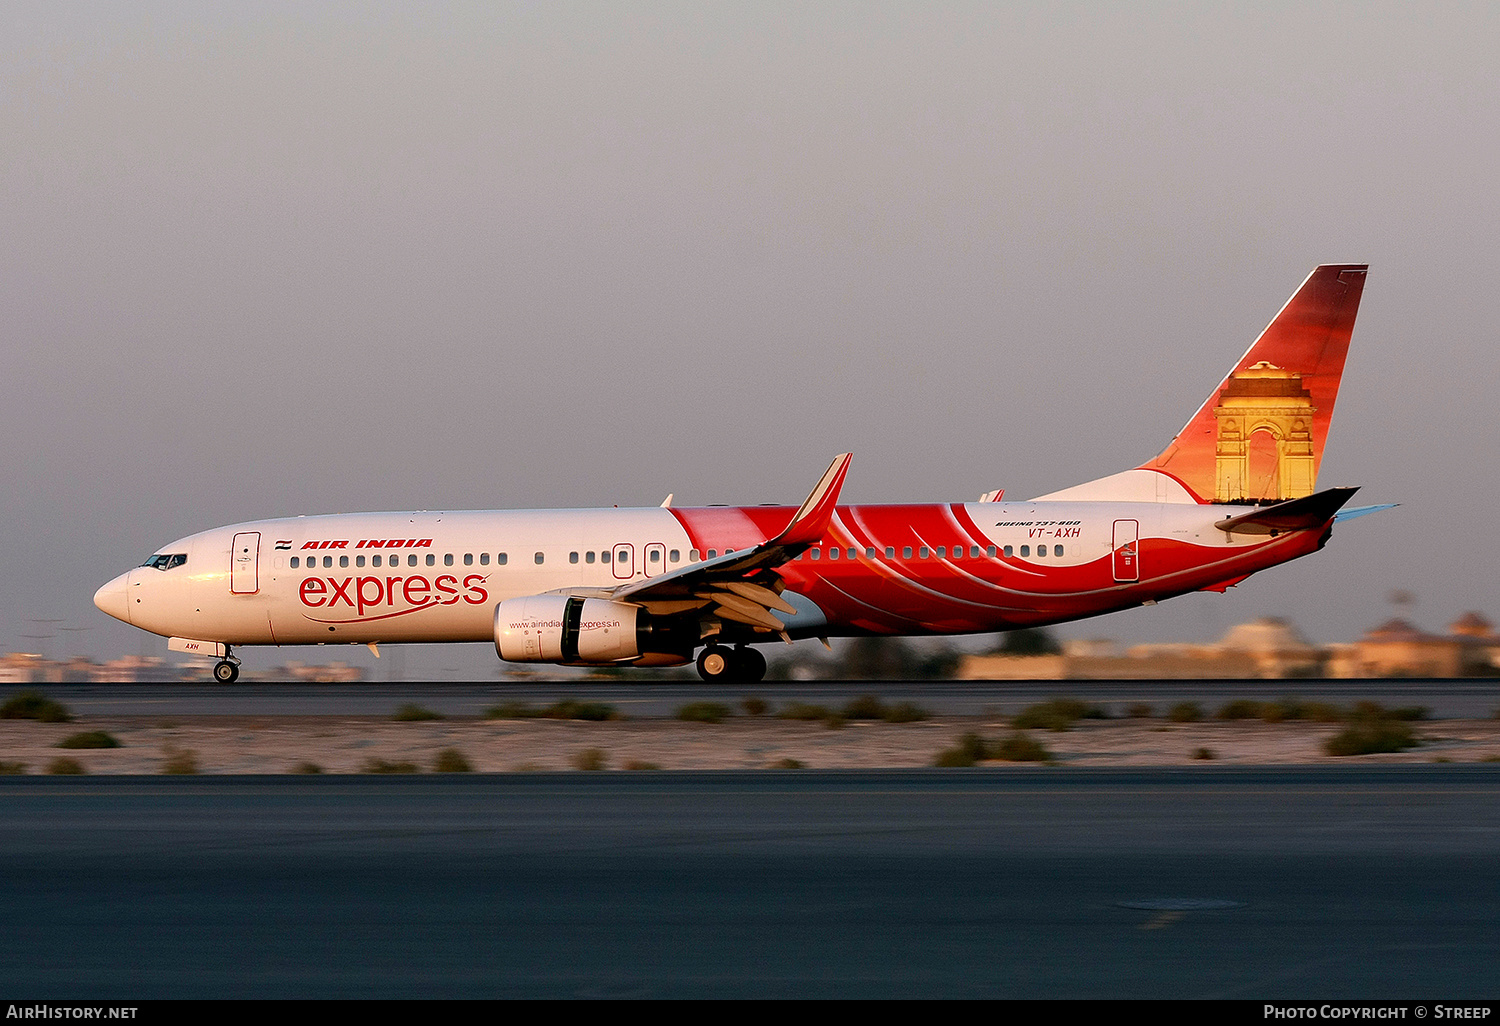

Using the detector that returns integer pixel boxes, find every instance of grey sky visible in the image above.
[3,2,1497,675]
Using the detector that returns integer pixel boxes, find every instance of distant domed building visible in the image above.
[1328,613,1499,677]
[1216,617,1323,677]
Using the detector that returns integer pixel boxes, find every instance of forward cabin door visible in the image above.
[612,543,634,580]
[231,532,261,594]
[1111,520,1139,582]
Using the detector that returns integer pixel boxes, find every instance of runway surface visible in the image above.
[2,767,1497,998]
[18,677,1500,718]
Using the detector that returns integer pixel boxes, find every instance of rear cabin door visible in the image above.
[1111,520,1139,582]
[231,532,261,594]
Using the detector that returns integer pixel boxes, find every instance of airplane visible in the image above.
[95,264,1390,684]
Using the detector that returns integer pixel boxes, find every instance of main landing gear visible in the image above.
[695,645,767,684]
[213,646,240,684]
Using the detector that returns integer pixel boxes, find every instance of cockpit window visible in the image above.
[141,553,187,571]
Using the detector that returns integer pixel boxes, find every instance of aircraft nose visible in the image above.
[94,572,132,625]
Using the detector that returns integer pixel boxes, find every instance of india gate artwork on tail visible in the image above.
[1139,265,1367,504]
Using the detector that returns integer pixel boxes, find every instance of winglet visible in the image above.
[771,453,852,548]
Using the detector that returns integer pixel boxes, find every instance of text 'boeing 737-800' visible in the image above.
[96,265,1392,682]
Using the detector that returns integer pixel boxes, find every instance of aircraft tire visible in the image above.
[735,646,767,683]
[213,660,239,684]
[696,647,732,682]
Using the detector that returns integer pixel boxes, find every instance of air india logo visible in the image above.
[1212,361,1317,503]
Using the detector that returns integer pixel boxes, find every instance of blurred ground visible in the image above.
[4,714,1499,773]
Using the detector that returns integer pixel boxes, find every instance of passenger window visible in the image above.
[809,549,820,560]
[972,546,981,558]
[670,549,680,562]
[444,554,454,567]
[464,553,473,566]
[570,552,579,564]
[426,554,436,567]
[987,546,996,557]
[1003,545,1013,557]
[355,555,365,567]
[866,548,876,559]
[323,556,333,568]
[1038,545,1048,557]
[708,549,717,559]
[290,557,300,568]
[1020,545,1030,557]
[408,554,417,567]
[1054,544,1064,557]
[828,547,839,560]
[534,552,545,565]
[586,551,595,564]
[689,549,700,561]
[649,550,660,563]
[480,553,490,566]
[936,546,946,558]
[919,546,929,558]
[848,548,857,560]
[602,550,611,564]
[497,553,507,566]
[886,547,895,558]
[903,546,913,559]
[373,555,382,567]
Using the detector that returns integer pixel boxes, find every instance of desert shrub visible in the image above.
[934,732,989,767]
[1349,701,1427,722]
[0,761,27,774]
[57,731,120,749]
[882,701,930,723]
[1127,703,1154,719]
[485,700,619,721]
[161,747,200,774]
[933,746,977,767]
[290,762,324,774]
[741,696,769,717]
[624,760,661,771]
[1167,702,1204,723]
[676,702,732,724]
[1012,698,1103,731]
[1192,747,1217,760]
[771,758,806,769]
[842,695,888,719]
[0,690,72,723]
[433,748,473,773]
[1324,720,1418,757]
[991,733,1053,763]
[392,704,442,722]
[777,703,832,721]
[362,758,419,773]
[47,757,85,775]
[1216,700,1267,721]
[571,748,607,771]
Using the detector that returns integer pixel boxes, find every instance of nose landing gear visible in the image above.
[695,645,767,683]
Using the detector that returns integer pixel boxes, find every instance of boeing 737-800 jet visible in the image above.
[96,265,1388,683]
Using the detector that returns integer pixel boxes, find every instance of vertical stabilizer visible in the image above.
[1140,264,1367,504]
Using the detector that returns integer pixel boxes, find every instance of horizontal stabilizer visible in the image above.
[1333,503,1398,523]
[1214,486,1359,535]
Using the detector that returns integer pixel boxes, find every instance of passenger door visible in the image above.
[231,532,261,594]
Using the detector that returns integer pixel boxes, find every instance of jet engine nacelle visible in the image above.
[495,594,691,665]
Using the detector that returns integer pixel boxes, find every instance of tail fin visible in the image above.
[1034,264,1367,505]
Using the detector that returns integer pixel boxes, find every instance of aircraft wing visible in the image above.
[593,453,852,633]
